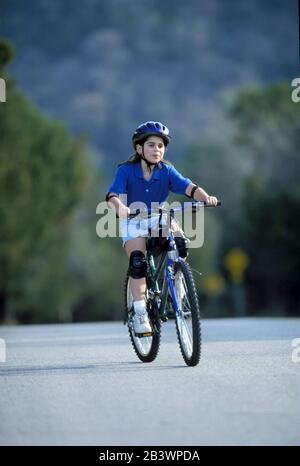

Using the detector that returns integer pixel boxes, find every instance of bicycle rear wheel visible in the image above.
[172,259,201,366]
[124,271,161,363]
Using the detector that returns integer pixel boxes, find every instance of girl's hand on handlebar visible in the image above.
[118,204,131,219]
[205,196,219,207]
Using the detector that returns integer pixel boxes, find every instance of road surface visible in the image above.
[0,318,299,446]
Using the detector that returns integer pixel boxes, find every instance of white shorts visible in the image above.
[120,215,183,248]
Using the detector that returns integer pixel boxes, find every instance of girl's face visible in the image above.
[136,136,166,164]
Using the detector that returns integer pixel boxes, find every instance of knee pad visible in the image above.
[175,237,189,258]
[129,251,147,279]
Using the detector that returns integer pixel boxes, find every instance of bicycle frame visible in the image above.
[146,212,183,322]
[126,200,220,363]
[128,201,220,324]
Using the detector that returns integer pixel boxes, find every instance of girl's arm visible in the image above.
[106,164,130,218]
[107,193,130,219]
[168,166,218,206]
[185,183,218,207]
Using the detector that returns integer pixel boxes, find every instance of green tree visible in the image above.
[226,82,300,315]
[180,127,245,317]
[0,40,87,322]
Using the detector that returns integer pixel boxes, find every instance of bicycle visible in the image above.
[124,200,221,367]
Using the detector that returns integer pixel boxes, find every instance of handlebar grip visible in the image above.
[192,200,221,210]
[128,208,140,219]
[205,200,221,207]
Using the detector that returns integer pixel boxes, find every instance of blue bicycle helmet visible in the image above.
[132,121,171,147]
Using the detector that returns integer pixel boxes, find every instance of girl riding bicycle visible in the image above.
[105,121,218,335]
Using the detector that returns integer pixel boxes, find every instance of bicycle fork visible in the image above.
[166,260,181,318]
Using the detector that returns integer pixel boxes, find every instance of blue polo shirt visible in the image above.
[107,160,192,209]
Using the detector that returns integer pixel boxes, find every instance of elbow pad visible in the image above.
[187,185,199,200]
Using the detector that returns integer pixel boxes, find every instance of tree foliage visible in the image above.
[0,40,87,321]
[225,83,300,314]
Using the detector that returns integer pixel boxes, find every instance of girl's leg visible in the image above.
[125,236,147,301]
[125,236,151,333]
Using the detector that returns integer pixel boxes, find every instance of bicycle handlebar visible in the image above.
[128,200,221,220]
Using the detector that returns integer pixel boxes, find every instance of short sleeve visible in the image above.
[168,165,192,195]
[107,165,128,195]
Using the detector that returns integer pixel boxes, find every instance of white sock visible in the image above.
[133,299,146,314]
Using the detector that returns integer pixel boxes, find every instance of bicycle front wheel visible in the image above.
[124,271,161,363]
[171,259,201,366]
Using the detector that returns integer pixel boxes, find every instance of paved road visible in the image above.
[0,318,299,446]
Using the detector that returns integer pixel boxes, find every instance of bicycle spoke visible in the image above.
[178,317,193,354]
[172,261,201,365]
[173,270,193,358]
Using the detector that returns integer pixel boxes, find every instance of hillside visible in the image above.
[2,0,298,167]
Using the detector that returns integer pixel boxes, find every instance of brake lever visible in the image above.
[128,208,141,220]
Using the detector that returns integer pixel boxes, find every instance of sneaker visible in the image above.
[133,308,152,334]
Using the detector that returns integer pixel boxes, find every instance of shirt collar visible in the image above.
[134,160,162,181]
